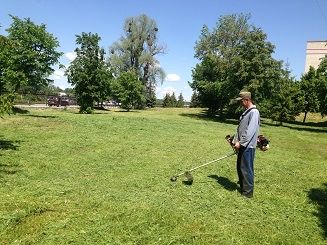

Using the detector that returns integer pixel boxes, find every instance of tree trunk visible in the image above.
[303,111,307,123]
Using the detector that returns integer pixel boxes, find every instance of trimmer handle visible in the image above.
[225,134,237,153]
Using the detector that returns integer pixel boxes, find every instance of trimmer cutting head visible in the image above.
[170,176,177,182]
[170,171,194,184]
[184,171,193,182]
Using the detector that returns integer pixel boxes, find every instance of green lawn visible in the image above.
[1,108,326,244]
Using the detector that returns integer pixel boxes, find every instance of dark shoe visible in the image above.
[242,193,253,198]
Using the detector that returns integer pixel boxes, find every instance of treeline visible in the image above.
[162,92,184,107]
[1,13,326,122]
[189,14,327,123]
[0,14,165,114]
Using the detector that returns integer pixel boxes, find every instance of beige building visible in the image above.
[305,40,327,73]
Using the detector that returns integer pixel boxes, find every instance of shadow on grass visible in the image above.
[12,107,29,114]
[115,109,141,113]
[208,174,238,191]
[180,110,326,133]
[22,114,58,119]
[308,183,327,238]
[0,137,21,178]
[262,121,327,133]
[0,138,21,151]
[180,110,239,126]
[290,120,326,127]
[0,165,19,175]
[182,180,193,186]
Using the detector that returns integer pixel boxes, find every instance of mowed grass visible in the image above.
[0,108,326,244]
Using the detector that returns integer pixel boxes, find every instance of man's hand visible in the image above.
[234,142,241,152]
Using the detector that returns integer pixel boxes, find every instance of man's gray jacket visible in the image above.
[234,106,260,148]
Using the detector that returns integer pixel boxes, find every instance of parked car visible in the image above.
[47,96,73,106]
[60,96,70,106]
[47,96,60,106]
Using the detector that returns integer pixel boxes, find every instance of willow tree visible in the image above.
[108,14,165,107]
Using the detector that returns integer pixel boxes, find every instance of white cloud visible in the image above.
[49,69,65,80]
[156,86,177,98]
[165,73,181,82]
[65,52,77,61]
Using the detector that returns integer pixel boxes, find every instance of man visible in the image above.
[233,91,260,198]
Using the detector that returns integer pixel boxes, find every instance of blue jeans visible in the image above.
[237,146,255,197]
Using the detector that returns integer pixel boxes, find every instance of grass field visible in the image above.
[0,108,326,244]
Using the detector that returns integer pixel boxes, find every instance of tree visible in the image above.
[111,71,145,111]
[66,32,112,113]
[266,68,303,124]
[5,15,62,93]
[170,92,177,107]
[0,93,15,116]
[162,93,171,107]
[176,93,184,107]
[108,14,166,107]
[162,93,178,107]
[0,35,15,115]
[316,55,327,117]
[190,13,284,117]
[190,91,201,108]
[299,66,320,122]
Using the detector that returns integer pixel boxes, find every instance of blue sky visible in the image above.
[1,0,327,101]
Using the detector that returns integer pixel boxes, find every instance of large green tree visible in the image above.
[108,14,165,107]
[1,16,61,114]
[66,32,112,113]
[5,15,62,93]
[190,13,284,117]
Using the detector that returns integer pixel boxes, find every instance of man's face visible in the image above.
[240,98,249,108]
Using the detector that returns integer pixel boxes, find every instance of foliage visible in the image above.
[299,66,320,122]
[191,13,253,115]
[111,70,145,111]
[5,15,62,93]
[0,34,26,114]
[190,13,287,118]
[190,91,201,108]
[1,16,61,113]
[162,92,177,107]
[108,14,166,107]
[0,35,25,94]
[66,32,112,113]
[0,108,326,244]
[0,93,14,116]
[265,69,304,124]
[316,55,327,117]
[176,93,184,108]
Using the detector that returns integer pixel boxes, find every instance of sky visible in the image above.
[1,0,327,101]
